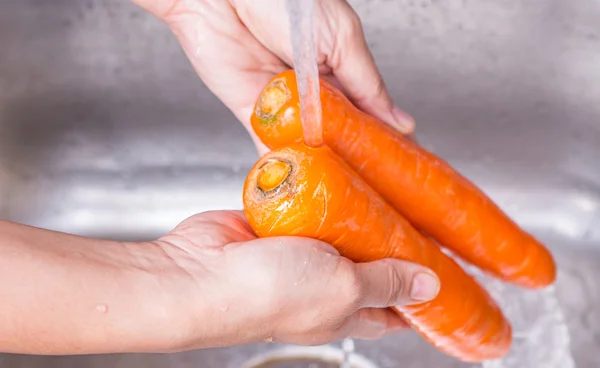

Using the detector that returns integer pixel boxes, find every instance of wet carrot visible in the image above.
[250,70,556,289]
[243,143,512,362]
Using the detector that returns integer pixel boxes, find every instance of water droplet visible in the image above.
[264,336,273,343]
[95,304,108,313]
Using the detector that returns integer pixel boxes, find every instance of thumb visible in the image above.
[328,4,415,134]
[356,259,440,308]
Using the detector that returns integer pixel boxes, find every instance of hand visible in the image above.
[0,212,437,354]
[156,210,439,349]
[132,0,415,154]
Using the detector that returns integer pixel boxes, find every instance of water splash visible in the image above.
[340,338,355,368]
[465,265,576,368]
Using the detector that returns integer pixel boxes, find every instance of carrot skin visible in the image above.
[250,70,556,289]
[243,143,512,363]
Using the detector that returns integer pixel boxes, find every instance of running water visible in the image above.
[448,255,575,368]
[285,0,323,148]
[340,338,355,368]
[478,275,575,368]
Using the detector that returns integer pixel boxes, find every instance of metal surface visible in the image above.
[1,0,599,367]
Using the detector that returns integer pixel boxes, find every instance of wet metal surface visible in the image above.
[1,0,600,367]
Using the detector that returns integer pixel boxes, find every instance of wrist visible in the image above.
[105,240,202,353]
[0,220,199,354]
[149,235,266,351]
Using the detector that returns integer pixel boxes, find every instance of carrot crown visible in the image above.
[255,78,292,125]
[257,160,292,193]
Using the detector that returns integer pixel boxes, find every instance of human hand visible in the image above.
[132,0,415,155]
[155,210,439,350]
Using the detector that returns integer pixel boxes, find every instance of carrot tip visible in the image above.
[257,159,292,192]
[255,78,291,123]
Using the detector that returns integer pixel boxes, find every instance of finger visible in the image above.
[355,259,440,308]
[327,2,415,134]
[321,74,420,148]
[336,307,408,340]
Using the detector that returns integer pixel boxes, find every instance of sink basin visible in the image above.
[1,0,599,367]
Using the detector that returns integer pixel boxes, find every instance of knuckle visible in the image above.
[347,11,364,34]
[355,74,387,107]
[338,9,364,41]
[330,258,363,311]
[340,260,365,310]
[385,261,406,306]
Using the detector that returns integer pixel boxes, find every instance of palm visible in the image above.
[157,211,365,347]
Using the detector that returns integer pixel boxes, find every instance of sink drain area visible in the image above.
[239,345,379,368]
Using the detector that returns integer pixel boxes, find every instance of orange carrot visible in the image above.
[250,70,556,289]
[243,143,512,362]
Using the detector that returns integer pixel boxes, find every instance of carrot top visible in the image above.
[251,74,304,148]
[255,79,292,124]
[257,160,292,192]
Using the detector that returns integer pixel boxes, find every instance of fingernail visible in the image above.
[392,106,415,134]
[410,272,440,301]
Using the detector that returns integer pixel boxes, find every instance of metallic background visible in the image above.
[1,0,599,366]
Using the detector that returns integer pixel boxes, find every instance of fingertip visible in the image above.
[391,106,416,134]
[382,259,439,306]
[408,271,440,303]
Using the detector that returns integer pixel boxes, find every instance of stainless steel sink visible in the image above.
[1,0,599,367]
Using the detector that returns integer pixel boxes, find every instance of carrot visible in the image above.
[243,143,512,362]
[250,70,556,289]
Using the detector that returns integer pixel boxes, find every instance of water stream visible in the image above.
[285,0,323,148]
[339,338,355,368]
